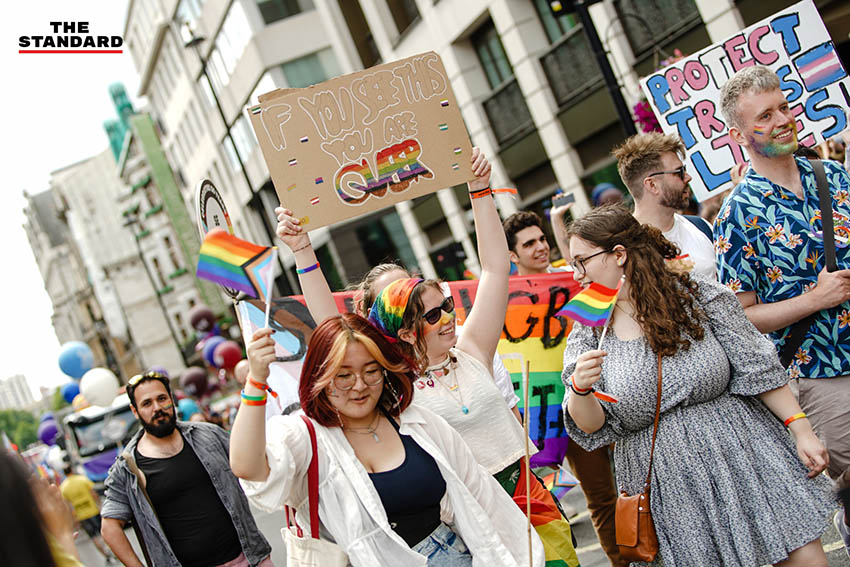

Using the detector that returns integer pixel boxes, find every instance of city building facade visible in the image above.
[123,0,850,290]
[0,375,35,411]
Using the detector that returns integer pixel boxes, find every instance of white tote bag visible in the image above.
[282,416,349,567]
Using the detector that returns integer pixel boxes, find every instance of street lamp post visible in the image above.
[181,25,279,248]
[123,213,188,366]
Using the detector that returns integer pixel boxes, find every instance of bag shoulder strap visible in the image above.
[643,356,663,492]
[300,414,320,540]
[778,159,837,367]
[683,214,714,242]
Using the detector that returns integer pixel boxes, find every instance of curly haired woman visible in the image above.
[563,205,835,567]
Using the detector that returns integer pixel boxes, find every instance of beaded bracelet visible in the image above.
[296,262,320,275]
[783,412,806,427]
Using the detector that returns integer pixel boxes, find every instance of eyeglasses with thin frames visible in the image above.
[333,367,385,391]
[646,164,687,181]
[569,249,612,274]
[422,296,455,325]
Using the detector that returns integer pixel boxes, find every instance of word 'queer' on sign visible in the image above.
[248,51,475,230]
[640,0,850,202]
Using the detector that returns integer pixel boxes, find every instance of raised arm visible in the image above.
[274,207,339,323]
[550,201,573,264]
[229,328,275,481]
[456,148,510,370]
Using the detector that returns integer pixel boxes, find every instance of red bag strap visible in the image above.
[300,414,320,539]
[642,356,663,492]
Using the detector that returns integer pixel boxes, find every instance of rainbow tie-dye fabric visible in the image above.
[368,278,422,340]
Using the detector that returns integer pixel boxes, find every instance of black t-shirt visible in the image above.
[135,436,242,566]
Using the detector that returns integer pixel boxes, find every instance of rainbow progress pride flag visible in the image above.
[555,280,621,326]
[197,228,276,300]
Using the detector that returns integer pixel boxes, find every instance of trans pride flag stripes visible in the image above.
[793,42,846,92]
[196,228,276,300]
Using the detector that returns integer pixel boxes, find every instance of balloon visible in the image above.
[147,366,170,378]
[80,367,120,407]
[189,305,216,332]
[179,367,208,398]
[46,445,66,472]
[38,420,60,446]
[39,412,55,423]
[177,398,201,420]
[58,341,95,379]
[202,336,227,367]
[71,394,90,411]
[173,389,187,401]
[61,382,80,404]
[213,341,242,370]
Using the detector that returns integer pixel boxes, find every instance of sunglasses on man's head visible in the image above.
[422,296,455,325]
[128,371,168,388]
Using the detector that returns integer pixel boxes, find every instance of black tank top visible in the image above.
[368,414,446,547]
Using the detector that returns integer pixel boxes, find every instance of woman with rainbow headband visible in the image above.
[275,148,579,566]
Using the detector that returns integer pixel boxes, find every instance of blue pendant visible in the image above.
[461,405,469,414]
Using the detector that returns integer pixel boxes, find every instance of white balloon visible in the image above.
[80,367,120,408]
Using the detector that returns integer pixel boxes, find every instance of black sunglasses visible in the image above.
[646,164,687,181]
[422,296,455,325]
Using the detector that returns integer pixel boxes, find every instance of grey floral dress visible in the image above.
[561,279,835,567]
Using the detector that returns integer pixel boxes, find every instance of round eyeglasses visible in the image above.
[569,249,612,274]
[333,367,385,391]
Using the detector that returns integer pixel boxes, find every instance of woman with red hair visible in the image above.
[230,313,542,566]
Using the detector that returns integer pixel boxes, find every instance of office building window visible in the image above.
[249,72,278,105]
[532,0,577,44]
[207,2,253,93]
[232,114,259,160]
[614,0,701,56]
[257,0,313,25]
[471,21,514,89]
[280,48,341,88]
[222,137,241,171]
[198,74,217,109]
[177,0,205,29]
[386,0,420,36]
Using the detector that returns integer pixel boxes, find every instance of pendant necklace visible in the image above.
[426,355,469,414]
[342,412,381,443]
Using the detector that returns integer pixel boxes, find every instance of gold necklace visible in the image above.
[342,412,381,443]
[426,356,469,415]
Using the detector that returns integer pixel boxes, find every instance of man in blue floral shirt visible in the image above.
[715,65,850,548]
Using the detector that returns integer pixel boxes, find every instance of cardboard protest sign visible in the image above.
[238,273,582,469]
[640,0,850,201]
[248,51,474,230]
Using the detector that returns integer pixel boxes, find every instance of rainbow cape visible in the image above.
[196,228,276,300]
[555,280,621,326]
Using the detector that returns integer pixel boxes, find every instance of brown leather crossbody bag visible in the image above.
[615,356,662,562]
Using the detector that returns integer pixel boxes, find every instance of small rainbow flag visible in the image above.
[555,280,622,327]
[196,228,276,300]
[541,466,579,501]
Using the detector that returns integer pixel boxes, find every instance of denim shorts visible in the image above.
[411,523,472,566]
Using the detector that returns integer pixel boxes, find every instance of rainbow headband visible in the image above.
[368,278,423,341]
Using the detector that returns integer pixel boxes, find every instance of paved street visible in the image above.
[75,492,848,566]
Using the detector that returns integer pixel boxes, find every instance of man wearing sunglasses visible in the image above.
[613,132,716,280]
[101,372,274,567]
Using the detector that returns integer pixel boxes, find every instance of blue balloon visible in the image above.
[177,398,201,420]
[61,382,80,404]
[39,412,55,423]
[202,336,227,367]
[58,341,95,379]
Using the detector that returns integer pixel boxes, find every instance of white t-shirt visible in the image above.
[663,214,716,280]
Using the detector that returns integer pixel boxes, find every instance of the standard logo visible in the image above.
[19,21,123,52]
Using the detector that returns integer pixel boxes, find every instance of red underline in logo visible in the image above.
[19,50,124,54]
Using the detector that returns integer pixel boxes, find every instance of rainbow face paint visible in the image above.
[748,123,798,157]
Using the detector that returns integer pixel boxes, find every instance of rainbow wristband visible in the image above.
[296,262,320,275]
[241,390,267,405]
[783,412,806,427]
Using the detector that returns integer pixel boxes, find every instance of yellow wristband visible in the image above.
[783,412,806,427]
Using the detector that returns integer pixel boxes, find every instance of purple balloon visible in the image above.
[39,412,55,423]
[37,420,59,446]
[179,367,208,398]
[202,336,227,367]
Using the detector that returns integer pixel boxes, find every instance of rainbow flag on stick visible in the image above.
[197,228,277,301]
[555,278,622,327]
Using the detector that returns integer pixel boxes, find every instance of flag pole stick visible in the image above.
[263,248,278,329]
[596,275,626,351]
[523,359,533,567]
